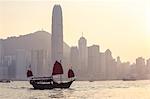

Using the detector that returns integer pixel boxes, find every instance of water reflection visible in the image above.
[1,81,150,99]
[48,88,75,98]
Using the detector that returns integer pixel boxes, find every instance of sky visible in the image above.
[0,0,150,63]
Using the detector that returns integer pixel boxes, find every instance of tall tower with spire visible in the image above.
[78,34,88,80]
[51,5,63,64]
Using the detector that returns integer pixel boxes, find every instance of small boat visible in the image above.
[0,79,11,83]
[122,78,136,81]
[89,80,94,82]
[27,61,75,90]
[122,77,136,81]
[122,74,136,81]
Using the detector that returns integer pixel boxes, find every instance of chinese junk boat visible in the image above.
[27,61,75,90]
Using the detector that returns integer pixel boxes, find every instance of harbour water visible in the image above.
[1,80,150,99]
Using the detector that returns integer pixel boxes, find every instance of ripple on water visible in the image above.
[1,81,150,99]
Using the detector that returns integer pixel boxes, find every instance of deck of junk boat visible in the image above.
[29,77,75,90]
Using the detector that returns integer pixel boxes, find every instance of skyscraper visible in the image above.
[78,36,88,80]
[16,49,28,80]
[0,40,3,64]
[51,5,63,65]
[136,57,146,79]
[88,45,100,80]
[31,50,49,77]
[70,46,79,78]
[99,52,106,80]
[105,49,113,80]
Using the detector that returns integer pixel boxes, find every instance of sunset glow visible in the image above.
[0,0,150,62]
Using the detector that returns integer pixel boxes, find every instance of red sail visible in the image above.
[27,70,33,77]
[52,61,64,75]
[68,69,75,78]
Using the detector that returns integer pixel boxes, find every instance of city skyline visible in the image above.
[1,1,150,99]
[0,3,150,81]
[0,0,150,62]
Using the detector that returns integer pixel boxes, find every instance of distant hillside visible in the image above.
[1,30,70,57]
[1,31,51,56]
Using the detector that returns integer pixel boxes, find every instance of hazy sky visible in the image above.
[0,0,150,63]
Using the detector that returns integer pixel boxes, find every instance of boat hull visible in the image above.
[53,80,74,88]
[30,79,75,90]
[122,79,136,81]
[31,83,53,90]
